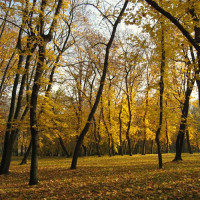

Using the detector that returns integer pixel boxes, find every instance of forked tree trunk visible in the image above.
[70,0,129,169]
[173,80,194,161]
[0,31,36,174]
[29,0,63,185]
[0,28,24,174]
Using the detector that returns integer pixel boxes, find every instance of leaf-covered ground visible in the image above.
[0,153,200,199]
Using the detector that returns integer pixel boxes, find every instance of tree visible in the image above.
[70,0,129,169]
[29,0,65,185]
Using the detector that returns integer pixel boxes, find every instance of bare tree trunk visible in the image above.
[125,73,132,156]
[58,135,70,157]
[142,139,146,155]
[195,133,199,152]
[93,116,101,157]
[151,140,154,154]
[155,28,165,169]
[165,117,169,153]
[118,105,123,155]
[186,129,192,154]
[20,140,32,165]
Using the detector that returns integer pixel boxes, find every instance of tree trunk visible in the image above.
[165,118,169,153]
[142,139,146,155]
[58,135,70,157]
[29,39,46,186]
[29,0,63,185]
[93,116,101,157]
[155,28,165,169]
[102,102,112,156]
[20,140,32,165]
[151,140,154,154]
[186,129,192,154]
[118,105,123,155]
[70,0,129,169]
[195,133,199,152]
[125,72,132,156]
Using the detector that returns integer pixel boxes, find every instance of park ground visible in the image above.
[0,153,200,199]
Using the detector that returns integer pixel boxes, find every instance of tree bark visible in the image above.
[165,118,169,153]
[125,73,132,156]
[93,116,101,157]
[151,140,154,154]
[155,28,165,169]
[186,129,192,154]
[118,105,123,155]
[58,135,70,157]
[20,140,32,165]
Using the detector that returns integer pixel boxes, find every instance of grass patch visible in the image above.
[0,153,200,199]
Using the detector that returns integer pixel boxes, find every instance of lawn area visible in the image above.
[0,153,200,199]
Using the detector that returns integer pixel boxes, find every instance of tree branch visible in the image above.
[144,0,200,53]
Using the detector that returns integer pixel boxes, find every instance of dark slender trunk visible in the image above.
[102,103,112,156]
[125,73,132,156]
[58,135,70,157]
[126,122,132,156]
[111,136,115,156]
[142,84,149,155]
[186,129,192,154]
[70,0,129,169]
[165,118,169,153]
[20,140,32,165]
[93,116,101,157]
[29,42,46,186]
[155,28,165,169]
[151,140,154,154]
[118,105,123,155]
[20,145,23,156]
[142,139,146,155]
